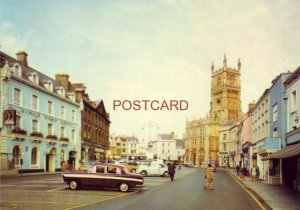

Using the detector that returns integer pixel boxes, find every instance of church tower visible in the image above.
[208,55,243,165]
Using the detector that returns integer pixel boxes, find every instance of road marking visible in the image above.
[64,191,137,210]
[47,187,67,192]
[1,200,78,205]
[227,171,267,210]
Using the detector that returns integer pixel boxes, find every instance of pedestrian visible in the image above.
[251,165,257,181]
[236,164,240,176]
[204,163,214,190]
[241,167,246,180]
[255,165,260,180]
[168,162,176,181]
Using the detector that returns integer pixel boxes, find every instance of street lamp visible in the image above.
[142,120,159,142]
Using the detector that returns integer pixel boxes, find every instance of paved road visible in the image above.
[0,168,268,210]
[80,168,267,210]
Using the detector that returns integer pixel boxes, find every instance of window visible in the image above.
[273,128,278,137]
[61,150,65,162]
[32,95,38,110]
[72,129,75,143]
[273,104,278,122]
[33,74,37,84]
[72,110,76,123]
[61,127,65,137]
[162,150,164,154]
[48,123,53,135]
[13,146,20,165]
[32,120,38,132]
[48,101,53,115]
[31,147,37,165]
[14,88,21,105]
[16,115,21,129]
[291,90,297,112]
[223,143,226,151]
[61,106,65,119]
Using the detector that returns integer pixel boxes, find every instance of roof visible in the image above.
[262,143,300,160]
[0,51,76,102]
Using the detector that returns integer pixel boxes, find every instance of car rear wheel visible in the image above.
[69,180,80,190]
[163,171,169,177]
[119,183,129,192]
[141,170,147,176]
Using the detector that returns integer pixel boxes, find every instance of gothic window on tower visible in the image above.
[217,77,221,86]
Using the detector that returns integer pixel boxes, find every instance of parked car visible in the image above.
[136,162,169,177]
[62,163,144,192]
[79,161,100,171]
[123,162,139,173]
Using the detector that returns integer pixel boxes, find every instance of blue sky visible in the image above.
[1,0,300,140]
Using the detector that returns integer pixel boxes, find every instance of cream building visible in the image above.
[184,118,209,166]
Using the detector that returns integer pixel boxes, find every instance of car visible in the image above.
[136,162,169,177]
[62,163,144,192]
[79,161,96,171]
[123,162,139,173]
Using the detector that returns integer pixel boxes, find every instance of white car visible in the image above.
[136,162,169,177]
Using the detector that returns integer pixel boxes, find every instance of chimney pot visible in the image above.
[16,51,28,66]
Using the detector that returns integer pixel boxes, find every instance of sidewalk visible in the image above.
[0,169,61,178]
[228,169,300,210]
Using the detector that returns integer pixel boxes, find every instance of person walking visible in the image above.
[204,163,214,190]
[236,164,240,176]
[251,165,257,181]
[168,162,176,181]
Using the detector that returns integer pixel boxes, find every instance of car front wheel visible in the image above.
[119,183,129,192]
[141,170,147,176]
[69,180,80,190]
[131,169,136,173]
[163,171,169,177]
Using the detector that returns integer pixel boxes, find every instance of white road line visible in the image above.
[47,187,67,192]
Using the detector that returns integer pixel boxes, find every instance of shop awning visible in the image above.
[262,143,300,160]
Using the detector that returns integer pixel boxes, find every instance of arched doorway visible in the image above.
[13,145,21,167]
[46,147,57,172]
[68,151,77,170]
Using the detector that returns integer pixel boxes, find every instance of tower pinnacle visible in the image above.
[223,54,227,67]
[211,61,214,72]
[238,58,241,71]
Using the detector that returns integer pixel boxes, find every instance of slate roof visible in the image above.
[0,51,76,102]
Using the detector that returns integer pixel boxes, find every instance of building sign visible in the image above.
[4,110,16,126]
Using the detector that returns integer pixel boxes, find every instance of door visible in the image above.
[46,155,49,172]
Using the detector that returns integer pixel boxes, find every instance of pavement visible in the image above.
[0,169,61,178]
[227,169,300,210]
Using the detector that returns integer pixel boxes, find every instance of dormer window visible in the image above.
[43,80,53,91]
[28,72,39,85]
[10,63,22,77]
[55,87,65,96]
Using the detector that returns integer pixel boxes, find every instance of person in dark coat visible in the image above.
[168,162,176,181]
[236,164,240,176]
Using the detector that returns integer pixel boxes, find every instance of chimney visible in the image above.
[55,74,70,90]
[248,101,256,113]
[16,51,28,66]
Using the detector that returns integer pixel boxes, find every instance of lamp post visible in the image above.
[142,120,159,142]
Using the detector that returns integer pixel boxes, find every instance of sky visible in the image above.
[1,0,299,141]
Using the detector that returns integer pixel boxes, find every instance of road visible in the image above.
[0,168,269,210]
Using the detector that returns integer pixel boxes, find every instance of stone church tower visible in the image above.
[208,55,243,165]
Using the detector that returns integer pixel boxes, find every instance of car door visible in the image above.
[93,165,107,187]
[149,162,160,175]
[158,164,167,175]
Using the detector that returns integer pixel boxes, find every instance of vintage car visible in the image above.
[62,163,144,192]
[136,161,169,177]
[122,162,139,173]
